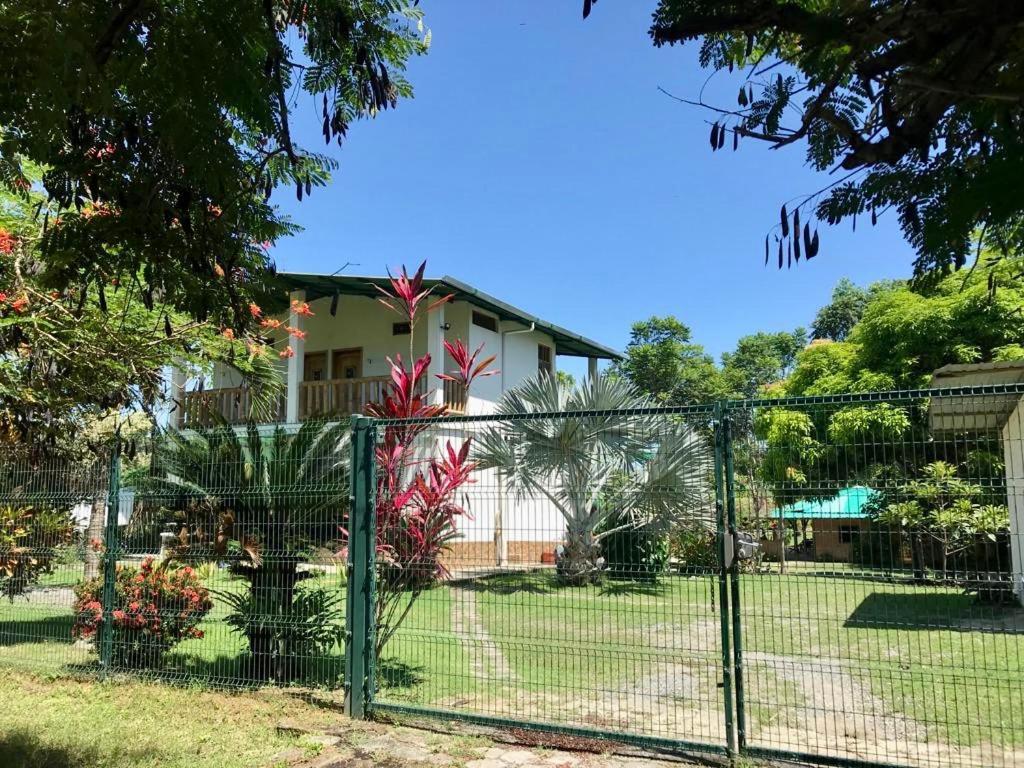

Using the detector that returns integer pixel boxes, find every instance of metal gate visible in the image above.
[346,384,1024,768]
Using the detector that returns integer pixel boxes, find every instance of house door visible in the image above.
[303,352,327,381]
[333,348,364,413]
[332,348,362,380]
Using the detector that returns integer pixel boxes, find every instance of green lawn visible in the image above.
[4,561,1024,756]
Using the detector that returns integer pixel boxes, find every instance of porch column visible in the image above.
[426,302,445,407]
[1004,401,1024,600]
[588,357,598,382]
[285,290,306,423]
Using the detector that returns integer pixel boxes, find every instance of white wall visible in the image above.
[1004,400,1024,600]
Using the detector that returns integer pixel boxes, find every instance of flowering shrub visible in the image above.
[0,505,75,600]
[72,557,212,669]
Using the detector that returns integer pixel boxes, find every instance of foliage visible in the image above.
[359,262,494,657]
[0,505,75,600]
[72,557,212,669]
[873,461,1009,582]
[667,526,719,572]
[0,167,281,445]
[784,259,1024,395]
[219,581,344,683]
[613,316,726,405]
[0,1,428,325]
[811,279,869,342]
[720,328,806,398]
[635,0,1024,276]
[598,512,670,583]
[139,419,350,680]
[475,374,713,585]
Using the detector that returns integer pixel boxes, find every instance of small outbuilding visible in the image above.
[764,486,879,563]
[929,361,1024,599]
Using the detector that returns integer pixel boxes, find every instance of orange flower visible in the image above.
[290,299,314,317]
[248,303,262,318]
[260,317,282,330]
[221,328,235,340]
[0,292,7,303]
[207,204,223,218]
[279,346,295,359]
[286,326,306,340]
[246,341,267,357]
[0,229,16,254]
[10,296,29,314]
[213,264,225,277]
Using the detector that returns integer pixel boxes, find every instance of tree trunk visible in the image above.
[557,529,604,586]
[245,559,302,683]
[83,496,105,581]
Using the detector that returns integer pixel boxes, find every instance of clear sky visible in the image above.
[270,2,913,379]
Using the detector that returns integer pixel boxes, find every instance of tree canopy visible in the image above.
[0,1,427,329]
[619,0,1024,276]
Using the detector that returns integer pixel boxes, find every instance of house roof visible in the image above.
[273,272,624,360]
[928,360,1024,432]
[771,486,879,520]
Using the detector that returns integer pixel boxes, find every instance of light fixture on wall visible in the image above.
[329,292,340,316]
[441,322,451,331]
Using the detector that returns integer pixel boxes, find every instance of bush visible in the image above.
[599,514,669,582]
[668,527,718,573]
[72,557,212,669]
[0,505,75,600]
[219,580,344,683]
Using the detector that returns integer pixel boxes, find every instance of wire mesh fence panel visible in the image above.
[727,388,1024,768]
[122,420,352,688]
[366,405,731,754]
[0,449,110,674]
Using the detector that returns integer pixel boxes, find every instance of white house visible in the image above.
[172,272,620,427]
[169,271,623,570]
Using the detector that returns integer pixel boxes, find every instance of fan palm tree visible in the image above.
[136,418,350,680]
[474,374,713,585]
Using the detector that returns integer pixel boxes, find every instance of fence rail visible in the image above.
[1,384,1023,768]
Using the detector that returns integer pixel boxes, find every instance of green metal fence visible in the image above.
[1,384,1023,768]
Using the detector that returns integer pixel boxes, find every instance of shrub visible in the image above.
[668,527,719,573]
[72,557,212,669]
[599,512,669,582]
[0,505,75,600]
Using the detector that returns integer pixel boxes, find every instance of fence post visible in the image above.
[345,415,376,718]
[713,401,737,760]
[722,405,747,752]
[99,440,121,678]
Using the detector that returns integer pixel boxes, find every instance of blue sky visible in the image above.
[271,2,913,379]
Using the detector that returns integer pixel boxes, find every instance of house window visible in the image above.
[538,344,553,377]
[392,322,410,336]
[838,524,857,544]
[472,311,498,333]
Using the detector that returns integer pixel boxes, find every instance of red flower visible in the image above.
[290,299,314,317]
[374,261,451,325]
[279,346,295,359]
[249,302,263,318]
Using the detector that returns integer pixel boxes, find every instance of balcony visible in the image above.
[178,376,468,428]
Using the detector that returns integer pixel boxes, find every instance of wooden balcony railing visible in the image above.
[178,387,285,428]
[442,379,468,414]
[180,375,464,428]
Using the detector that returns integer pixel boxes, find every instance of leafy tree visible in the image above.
[785,258,1024,395]
[0,1,428,326]
[812,279,869,342]
[614,315,726,404]
[1,165,280,444]
[0,505,75,600]
[475,374,712,585]
[721,328,806,398]
[606,0,1024,275]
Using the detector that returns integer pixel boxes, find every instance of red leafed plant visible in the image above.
[353,261,496,657]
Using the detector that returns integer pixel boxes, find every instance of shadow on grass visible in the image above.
[377,657,425,689]
[452,571,555,595]
[845,591,1024,634]
[0,613,75,647]
[0,727,163,768]
[598,579,668,597]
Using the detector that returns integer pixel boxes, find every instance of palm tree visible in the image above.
[136,419,350,680]
[474,374,713,585]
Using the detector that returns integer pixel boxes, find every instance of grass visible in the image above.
[0,669,343,768]
[4,560,1024,755]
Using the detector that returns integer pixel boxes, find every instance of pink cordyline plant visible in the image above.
[350,261,497,657]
